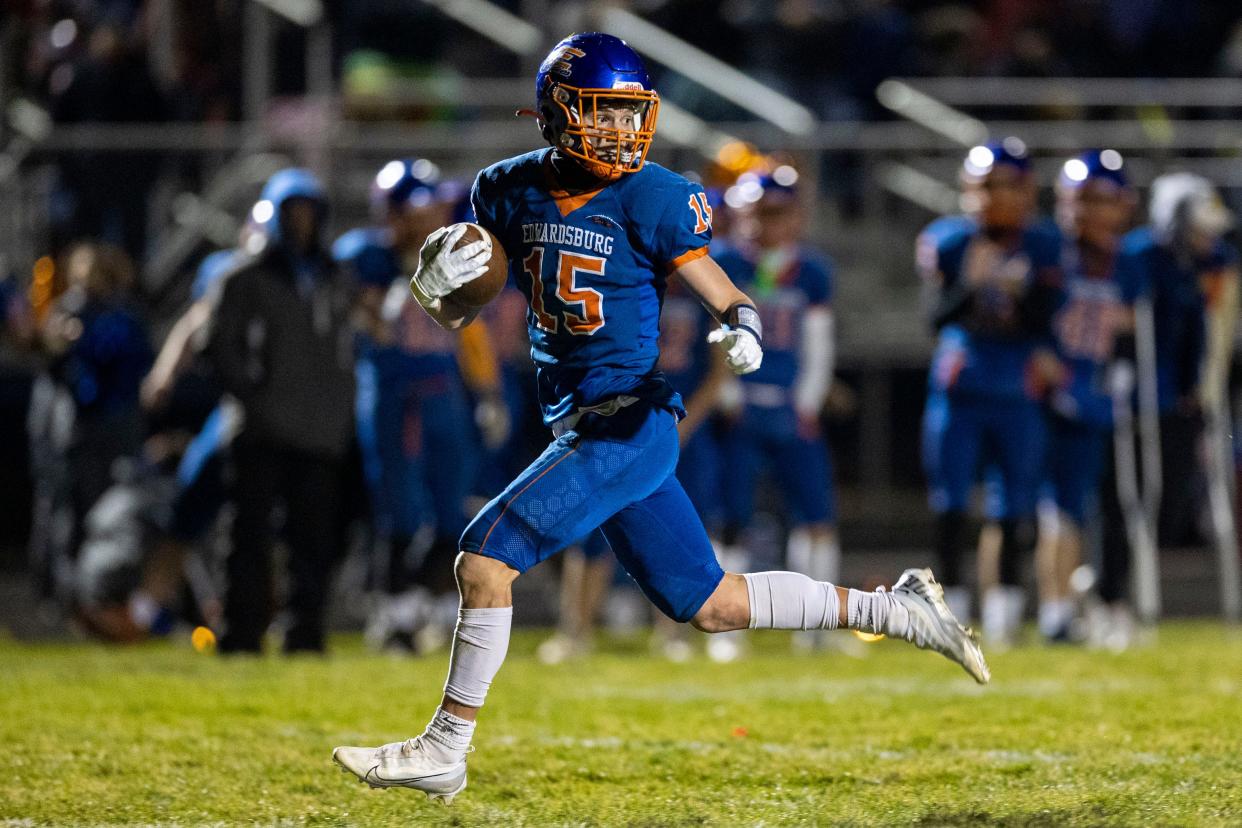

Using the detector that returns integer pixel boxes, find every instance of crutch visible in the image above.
[1110,359,1159,625]
[1131,296,1162,624]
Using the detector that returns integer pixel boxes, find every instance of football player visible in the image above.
[1037,150,1139,641]
[917,139,1066,646]
[334,33,988,802]
[714,164,842,654]
[335,160,508,651]
[538,188,733,666]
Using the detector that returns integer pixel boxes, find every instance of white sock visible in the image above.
[743,571,840,630]
[420,706,476,765]
[846,587,912,639]
[442,606,512,708]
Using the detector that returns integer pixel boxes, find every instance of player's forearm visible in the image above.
[673,255,754,321]
[705,285,754,322]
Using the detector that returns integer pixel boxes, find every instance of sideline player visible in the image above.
[334,32,988,803]
[918,140,1065,646]
[1036,150,1139,641]
[715,164,841,653]
[335,160,508,651]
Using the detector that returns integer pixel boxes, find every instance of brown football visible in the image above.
[446,222,508,308]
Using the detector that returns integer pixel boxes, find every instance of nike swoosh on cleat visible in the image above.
[367,767,462,786]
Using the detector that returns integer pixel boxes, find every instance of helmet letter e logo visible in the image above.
[551,47,586,78]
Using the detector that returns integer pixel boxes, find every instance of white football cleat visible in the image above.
[889,568,991,685]
[332,737,467,804]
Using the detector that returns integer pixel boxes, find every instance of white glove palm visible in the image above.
[707,326,763,375]
[409,224,492,309]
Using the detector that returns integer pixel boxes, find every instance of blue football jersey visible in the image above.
[471,149,713,424]
[1050,244,1145,427]
[918,215,1064,400]
[1116,226,1236,412]
[714,244,833,403]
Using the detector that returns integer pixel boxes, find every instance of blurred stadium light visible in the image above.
[877,163,959,215]
[876,80,987,147]
[891,77,1242,108]
[419,0,542,56]
[600,7,817,137]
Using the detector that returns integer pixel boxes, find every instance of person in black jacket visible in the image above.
[201,168,356,653]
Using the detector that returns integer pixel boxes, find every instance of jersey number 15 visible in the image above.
[523,246,606,335]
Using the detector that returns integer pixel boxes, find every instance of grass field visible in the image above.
[1,623,1241,827]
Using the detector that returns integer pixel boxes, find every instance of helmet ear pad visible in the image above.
[538,100,562,146]
[539,84,579,150]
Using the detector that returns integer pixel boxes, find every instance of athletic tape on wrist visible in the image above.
[725,303,763,342]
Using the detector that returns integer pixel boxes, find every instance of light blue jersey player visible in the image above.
[334,32,988,803]
[714,165,840,639]
[918,139,1066,641]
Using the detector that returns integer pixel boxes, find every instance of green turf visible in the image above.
[1,623,1240,826]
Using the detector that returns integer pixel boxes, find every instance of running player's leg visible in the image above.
[653,427,721,660]
[333,404,680,797]
[602,472,989,684]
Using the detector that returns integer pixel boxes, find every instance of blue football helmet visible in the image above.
[723,163,800,210]
[370,158,442,219]
[1058,149,1128,192]
[961,137,1030,182]
[535,32,660,180]
[252,168,327,244]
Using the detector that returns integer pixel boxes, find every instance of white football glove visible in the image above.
[707,326,763,375]
[409,224,492,310]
